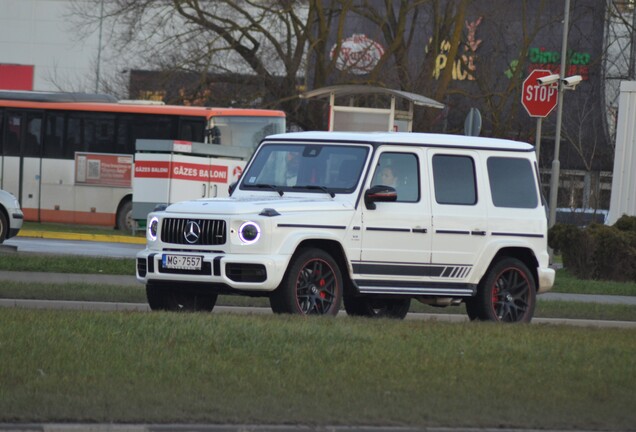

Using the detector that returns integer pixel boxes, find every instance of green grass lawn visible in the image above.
[0,309,634,429]
[1,249,635,428]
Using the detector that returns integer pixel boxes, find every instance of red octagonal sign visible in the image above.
[522,69,558,118]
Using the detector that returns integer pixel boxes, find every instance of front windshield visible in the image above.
[240,143,369,194]
[206,116,285,150]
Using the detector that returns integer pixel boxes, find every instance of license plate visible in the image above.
[162,254,202,271]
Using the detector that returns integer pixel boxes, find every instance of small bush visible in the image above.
[614,214,636,233]
[549,215,636,282]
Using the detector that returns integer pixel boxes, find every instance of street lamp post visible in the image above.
[95,0,105,93]
[547,0,571,228]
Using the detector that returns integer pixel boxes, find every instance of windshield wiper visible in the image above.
[252,183,284,196]
[292,185,335,198]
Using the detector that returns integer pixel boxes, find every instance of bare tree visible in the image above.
[70,0,357,129]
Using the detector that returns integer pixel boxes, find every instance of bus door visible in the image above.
[1,110,43,220]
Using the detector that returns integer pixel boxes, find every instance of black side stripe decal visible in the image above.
[491,232,544,238]
[277,224,347,230]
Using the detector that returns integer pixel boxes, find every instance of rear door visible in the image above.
[427,149,489,278]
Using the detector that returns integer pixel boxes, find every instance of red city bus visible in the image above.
[0,90,285,231]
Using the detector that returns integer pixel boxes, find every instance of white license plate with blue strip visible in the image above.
[162,254,202,271]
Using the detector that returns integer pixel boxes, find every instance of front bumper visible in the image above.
[136,249,290,292]
[8,210,23,239]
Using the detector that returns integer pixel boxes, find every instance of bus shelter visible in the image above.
[300,85,444,132]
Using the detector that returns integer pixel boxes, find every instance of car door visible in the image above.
[354,147,433,291]
[427,149,489,278]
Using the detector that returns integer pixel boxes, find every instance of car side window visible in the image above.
[372,152,419,202]
[487,157,538,208]
[432,154,477,205]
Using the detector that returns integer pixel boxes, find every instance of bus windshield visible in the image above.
[207,116,285,150]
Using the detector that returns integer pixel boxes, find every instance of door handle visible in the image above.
[471,230,487,236]
[202,183,207,197]
[412,228,428,234]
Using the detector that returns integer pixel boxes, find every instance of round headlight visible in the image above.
[239,221,260,244]
[148,216,159,241]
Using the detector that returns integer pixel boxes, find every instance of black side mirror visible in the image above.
[228,181,238,195]
[364,185,397,210]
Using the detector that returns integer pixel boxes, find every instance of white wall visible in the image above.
[0,0,114,92]
[608,81,636,224]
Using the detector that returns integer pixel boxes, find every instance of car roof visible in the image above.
[263,131,534,152]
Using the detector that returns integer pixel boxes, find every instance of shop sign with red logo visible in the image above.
[330,34,385,75]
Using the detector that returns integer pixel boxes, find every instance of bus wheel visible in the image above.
[270,247,342,316]
[344,296,411,319]
[0,211,7,243]
[146,282,217,312]
[116,200,134,233]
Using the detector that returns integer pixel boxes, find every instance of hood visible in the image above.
[165,196,353,216]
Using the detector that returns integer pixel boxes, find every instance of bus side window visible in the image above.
[4,112,22,156]
[24,113,43,157]
[44,113,64,158]
[0,109,3,154]
[179,117,205,142]
[66,115,82,159]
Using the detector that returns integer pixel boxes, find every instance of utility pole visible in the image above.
[547,0,571,228]
[95,0,105,93]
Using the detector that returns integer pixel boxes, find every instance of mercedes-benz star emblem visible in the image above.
[184,221,201,244]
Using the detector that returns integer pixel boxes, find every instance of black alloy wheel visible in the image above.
[270,247,342,316]
[469,258,536,323]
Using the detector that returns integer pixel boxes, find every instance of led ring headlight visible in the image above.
[239,221,261,244]
[148,216,159,241]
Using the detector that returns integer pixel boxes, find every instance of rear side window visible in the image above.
[487,157,538,208]
[432,155,477,205]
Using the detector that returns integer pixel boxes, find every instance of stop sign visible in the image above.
[521,69,558,117]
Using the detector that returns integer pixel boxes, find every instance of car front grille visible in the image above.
[161,218,227,246]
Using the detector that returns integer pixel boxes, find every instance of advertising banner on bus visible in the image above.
[75,152,134,188]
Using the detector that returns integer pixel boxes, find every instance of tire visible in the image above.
[116,199,134,233]
[0,211,7,244]
[344,295,411,319]
[146,282,217,312]
[269,247,343,316]
[464,297,481,321]
[470,258,537,323]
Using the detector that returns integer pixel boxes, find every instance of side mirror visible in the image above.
[228,181,238,195]
[364,185,397,210]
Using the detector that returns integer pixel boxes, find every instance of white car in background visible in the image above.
[0,189,23,244]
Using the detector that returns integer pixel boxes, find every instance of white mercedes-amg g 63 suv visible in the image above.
[136,131,554,322]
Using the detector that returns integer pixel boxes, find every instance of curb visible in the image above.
[17,230,146,245]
